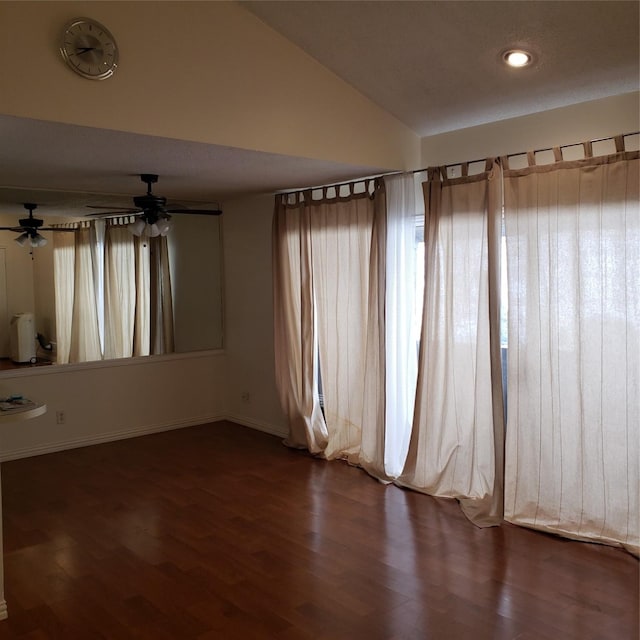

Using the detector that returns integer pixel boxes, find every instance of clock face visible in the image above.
[60,18,118,80]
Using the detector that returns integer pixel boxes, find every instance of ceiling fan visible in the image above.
[0,203,75,247]
[87,174,222,237]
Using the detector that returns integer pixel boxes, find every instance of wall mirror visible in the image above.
[0,192,224,370]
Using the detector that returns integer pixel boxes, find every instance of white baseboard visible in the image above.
[223,413,288,439]
[0,414,287,462]
[0,414,226,462]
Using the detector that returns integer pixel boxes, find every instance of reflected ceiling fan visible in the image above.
[0,203,75,248]
[87,173,222,237]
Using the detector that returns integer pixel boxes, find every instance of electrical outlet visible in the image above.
[56,411,65,424]
[240,392,251,404]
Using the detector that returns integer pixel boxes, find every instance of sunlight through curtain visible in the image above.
[398,162,505,527]
[310,184,381,462]
[502,142,639,554]
[378,172,424,478]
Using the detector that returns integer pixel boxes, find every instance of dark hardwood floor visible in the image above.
[0,421,636,639]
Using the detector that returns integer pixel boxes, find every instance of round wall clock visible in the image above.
[60,17,119,80]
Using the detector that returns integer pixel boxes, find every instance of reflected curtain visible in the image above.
[53,230,76,365]
[134,236,151,357]
[68,224,102,363]
[149,236,175,355]
[104,222,136,359]
[54,221,174,363]
[398,162,505,527]
[503,143,639,554]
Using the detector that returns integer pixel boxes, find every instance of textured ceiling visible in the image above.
[1,1,637,218]
[243,0,639,136]
[0,115,384,217]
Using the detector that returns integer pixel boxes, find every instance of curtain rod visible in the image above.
[411,129,640,175]
[279,130,639,196]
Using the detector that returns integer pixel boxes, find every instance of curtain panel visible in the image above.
[104,223,136,359]
[149,236,175,355]
[376,172,425,479]
[68,224,102,363]
[272,191,329,455]
[398,162,505,527]
[502,145,640,554]
[53,230,76,365]
[272,182,386,465]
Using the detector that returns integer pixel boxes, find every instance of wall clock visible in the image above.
[60,17,118,80]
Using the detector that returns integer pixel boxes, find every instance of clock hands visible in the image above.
[76,46,103,55]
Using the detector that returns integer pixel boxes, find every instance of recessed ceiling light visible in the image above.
[503,50,533,68]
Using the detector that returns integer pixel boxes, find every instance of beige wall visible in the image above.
[222,193,286,436]
[0,351,228,460]
[421,92,640,167]
[168,215,224,352]
[0,218,37,357]
[0,1,419,171]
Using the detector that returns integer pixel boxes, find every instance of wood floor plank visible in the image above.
[0,421,636,639]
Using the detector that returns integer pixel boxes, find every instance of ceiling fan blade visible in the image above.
[0,226,25,232]
[40,227,77,232]
[86,205,139,212]
[165,208,223,215]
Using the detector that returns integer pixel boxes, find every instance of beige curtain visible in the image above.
[68,224,102,363]
[149,236,175,355]
[104,223,136,359]
[134,236,150,357]
[398,162,505,527]
[53,231,76,364]
[273,182,385,464]
[273,192,328,454]
[503,144,639,554]
[310,184,383,462]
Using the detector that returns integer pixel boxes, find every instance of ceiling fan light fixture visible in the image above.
[14,232,29,247]
[128,218,146,236]
[156,218,171,236]
[148,223,161,238]
[503,49,533,68]
[30,233,48,248]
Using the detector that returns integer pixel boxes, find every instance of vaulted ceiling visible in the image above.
[243,1,639,137]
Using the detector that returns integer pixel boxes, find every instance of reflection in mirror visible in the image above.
[0,209,223,370]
